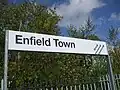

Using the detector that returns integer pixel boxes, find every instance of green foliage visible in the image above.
[1,3,118,88]
[68,18,99,40]
[89,56,107,77]
[107,26,120,74]
[107,26,120,46]
[111,48,120,74]
[66,18,107,83]
[0,2,61,87]
[0,3,61,34]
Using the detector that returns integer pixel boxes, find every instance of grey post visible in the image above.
[3,30,9,90]
[107,54,116,90]
[1,79,3,90]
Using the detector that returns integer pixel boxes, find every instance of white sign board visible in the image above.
[8,30,108,55]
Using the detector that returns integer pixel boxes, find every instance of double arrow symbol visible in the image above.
[94,44,104,54]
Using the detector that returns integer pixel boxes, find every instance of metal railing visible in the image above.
[1,74,120,90]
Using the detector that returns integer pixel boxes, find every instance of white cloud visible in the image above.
[51,0,105,28]
[108,13,120,21]
[96,17,106,26]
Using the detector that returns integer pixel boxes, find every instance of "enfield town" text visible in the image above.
[16,35,76,48]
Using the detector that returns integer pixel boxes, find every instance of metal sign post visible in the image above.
[1,79,3,90]
[107,55,116,90]
[3,30,9,90]
[3,30,116,90]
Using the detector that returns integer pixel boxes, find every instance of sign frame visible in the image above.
[3,30,116,90]
[8,30,108,55]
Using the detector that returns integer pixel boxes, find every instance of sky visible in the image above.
[8,0,120,40]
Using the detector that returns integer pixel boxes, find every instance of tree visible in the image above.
[0,2,61,87]
[111,47,120,74]
[1,2,115,88]
[68,18,99,40]
[107,26,120,74]
[107,26,120,46]
[59,18,107,83]
[0,0,7,5]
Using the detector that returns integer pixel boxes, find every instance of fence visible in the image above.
[1,74,120,90]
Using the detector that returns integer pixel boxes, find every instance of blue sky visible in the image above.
[9,0,120,40]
